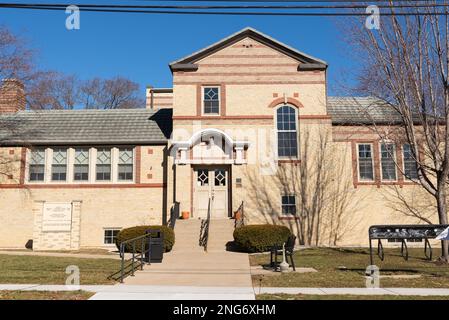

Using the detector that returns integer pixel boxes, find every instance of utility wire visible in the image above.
[1,5,447,15]
[0,2,448,9]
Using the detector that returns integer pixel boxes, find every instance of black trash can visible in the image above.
[145,229,164,263]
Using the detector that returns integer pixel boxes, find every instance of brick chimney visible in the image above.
[0,79,26,113]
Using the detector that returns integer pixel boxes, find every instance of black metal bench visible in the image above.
[368,224,449,265]
[270,235,296,271]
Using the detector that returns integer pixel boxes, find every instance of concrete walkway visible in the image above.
[124,250,253,287]
[0,284,255,300]
[0,250,120,259]
[258,287,449,296]
[1,284,449,299]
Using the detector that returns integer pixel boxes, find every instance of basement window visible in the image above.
[104,229,121,245]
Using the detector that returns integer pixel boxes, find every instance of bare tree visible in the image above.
[244,127,360,246]
[343,0,449,261]
[27,72,80,110]
[0,25,34,82]
[80,76,144,109]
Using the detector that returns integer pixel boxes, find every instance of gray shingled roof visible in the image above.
[327,96,404,125]
[0,108,171,146]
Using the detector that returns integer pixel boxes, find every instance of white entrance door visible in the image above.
[194,167,229,219]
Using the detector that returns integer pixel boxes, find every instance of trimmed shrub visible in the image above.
[116,225,175,253]
[233,224,292,253]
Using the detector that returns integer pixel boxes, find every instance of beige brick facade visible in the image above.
[0,28,440,250]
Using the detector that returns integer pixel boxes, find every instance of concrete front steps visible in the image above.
[207,219,235,252]
[172,219,203,252]
[123,217,252,287]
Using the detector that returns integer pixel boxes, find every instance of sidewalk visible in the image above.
[258,287,449,296]
[1,284,449,299]
[0,284,256,300]
[0,250,120,260]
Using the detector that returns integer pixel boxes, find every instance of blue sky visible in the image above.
[0,2,360,96]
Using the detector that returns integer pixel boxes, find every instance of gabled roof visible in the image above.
[0,108,172,146]
[169,27,327,72]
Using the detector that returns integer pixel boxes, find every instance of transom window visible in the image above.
[381,143,397,181]
[74,148,89,181]
[96,148,111,181]
[276,105,298,158]
[29,148,45,181]
[118,148,133,181]
[104,229,120,245]
[51,148,67,181]
[403,144,418,180]
[358,144,374,181]
[203,87,220,114]
[281,194,297,215]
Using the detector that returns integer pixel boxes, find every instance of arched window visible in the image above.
[276,105,298,158]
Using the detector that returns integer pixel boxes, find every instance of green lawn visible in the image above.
[250,247,449,288]
[0,290,94,300]
[0,254,121,284]
[257,293,449,300]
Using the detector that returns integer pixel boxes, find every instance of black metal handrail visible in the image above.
[108,233,152,283]
[234,201,244,229]
[199,198,211,251]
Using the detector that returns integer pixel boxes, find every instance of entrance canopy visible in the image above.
[171,128,250,165]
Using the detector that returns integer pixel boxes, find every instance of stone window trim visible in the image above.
[196,83,226,117]
[351,140,420,188]
[25,146,137,185]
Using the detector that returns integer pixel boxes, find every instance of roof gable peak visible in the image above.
[169,27,327,72]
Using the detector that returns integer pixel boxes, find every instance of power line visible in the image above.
[0,2,447,9]
[1,1,448,16]
[1,5,447,16]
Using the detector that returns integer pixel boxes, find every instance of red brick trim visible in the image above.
[279,216,300,221]
[221,84,226,116]
[268,97,304,109]
[278,160,301,164]
[174,81,325,86]
[199,63,299,68]
[19,147,26,185]
[0,183,165,189]
[172,115,330,120]
[196,85,202,116]
[135,146,141,184]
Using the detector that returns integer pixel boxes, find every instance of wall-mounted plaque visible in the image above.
[42,202,72,232]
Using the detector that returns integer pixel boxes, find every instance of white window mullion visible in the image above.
[45,148,53,183]
[111,147,118,183]
[90,148,97,183]
[67,148,74,183]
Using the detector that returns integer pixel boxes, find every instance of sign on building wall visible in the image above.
[42,203,72,232]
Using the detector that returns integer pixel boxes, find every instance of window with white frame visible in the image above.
[281,194,297,215]
[29,148,45,181]
[380,143,397,181]
[118,148,133,181]
[104,228,120,244]
[96,148,112,181]
[203,87,220,114]
[276,105,298,158]
[51,148,67,181]
[358,144,374,181]
[74,148,89,181]
[403,144,418,180]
